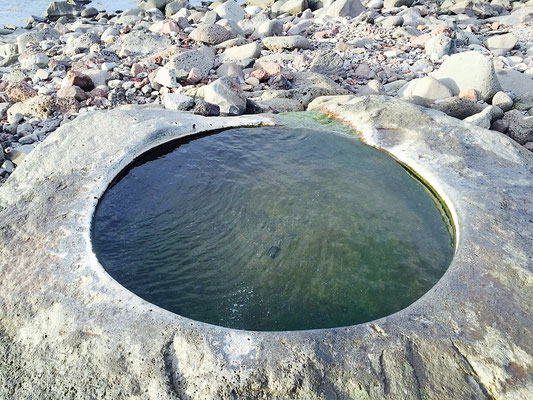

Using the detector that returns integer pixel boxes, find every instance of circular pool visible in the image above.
[92,126,454,331]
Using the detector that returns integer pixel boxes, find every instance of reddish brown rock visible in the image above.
[63,70,95,91]
[410,33,431,46]
[431,25,451,36]
[88,88,107,99]
[459,88,482,102]
[251,68,269,82]
[130,63,146,77]
[6,81,37,103]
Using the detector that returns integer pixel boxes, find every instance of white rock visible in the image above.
[280,0,307,15]
[257,19,283,37]
[20,53,49,70]
[204,76,247,115]
[220,42,262,62]
[262,35,311,50]
[163,93,194,111]
[464,106,497,129]
[34,69,50,81]
[491,91,514,112]
[431,51,502,101]
[497,69,533,102]
[326,0,365,18]
[154,68,180,88]
[214,0,245,22]
[485,33,518,56]
[400,76,453,106]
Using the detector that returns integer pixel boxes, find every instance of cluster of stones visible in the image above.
[0,0,531,183]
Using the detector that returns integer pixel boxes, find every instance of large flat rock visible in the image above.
[0,99,532,399]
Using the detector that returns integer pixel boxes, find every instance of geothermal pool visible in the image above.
[92,126,454,331]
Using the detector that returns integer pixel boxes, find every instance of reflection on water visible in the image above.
[0,0,137,26]
[92,126,455,331]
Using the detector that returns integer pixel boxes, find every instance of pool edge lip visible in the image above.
[1,98,531,398]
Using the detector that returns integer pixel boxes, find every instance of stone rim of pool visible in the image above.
[0,96,531,399]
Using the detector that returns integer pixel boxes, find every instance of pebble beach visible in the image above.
[0,0,532,184]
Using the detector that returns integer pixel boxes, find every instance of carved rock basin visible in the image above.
[0,96,531,399]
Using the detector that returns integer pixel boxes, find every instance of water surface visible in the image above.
[0,0,138,26]
[92,126,454,331]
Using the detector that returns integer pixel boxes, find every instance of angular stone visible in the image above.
[464,106,499,129]
[19,53,49,70]
[154,68,180,88]
[84,70,111,87]
[6,81,37,103]
[64,32,100,56]
[214,0,245,22]
[166,0,190,18]
[204,76,247,115]
[57,85,87,102]
[217,63,245,80]
[163,93,194,111]
[431,51,501,101]
[458,88,481,103]
[7,95,55,120]
[17,29,60,54]
[116,31,172,57]
[193,99,220,116]
[502,110,533,145]
[450,1,495,18]
[45,1,81,20]
[166,47,215,80]
[424,34,454,58]
[0,44,18,58]
[310,50,345,76]
[149,20,181,34]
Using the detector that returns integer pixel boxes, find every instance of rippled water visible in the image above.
[92,125,454,331]
[0,0,137,26]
